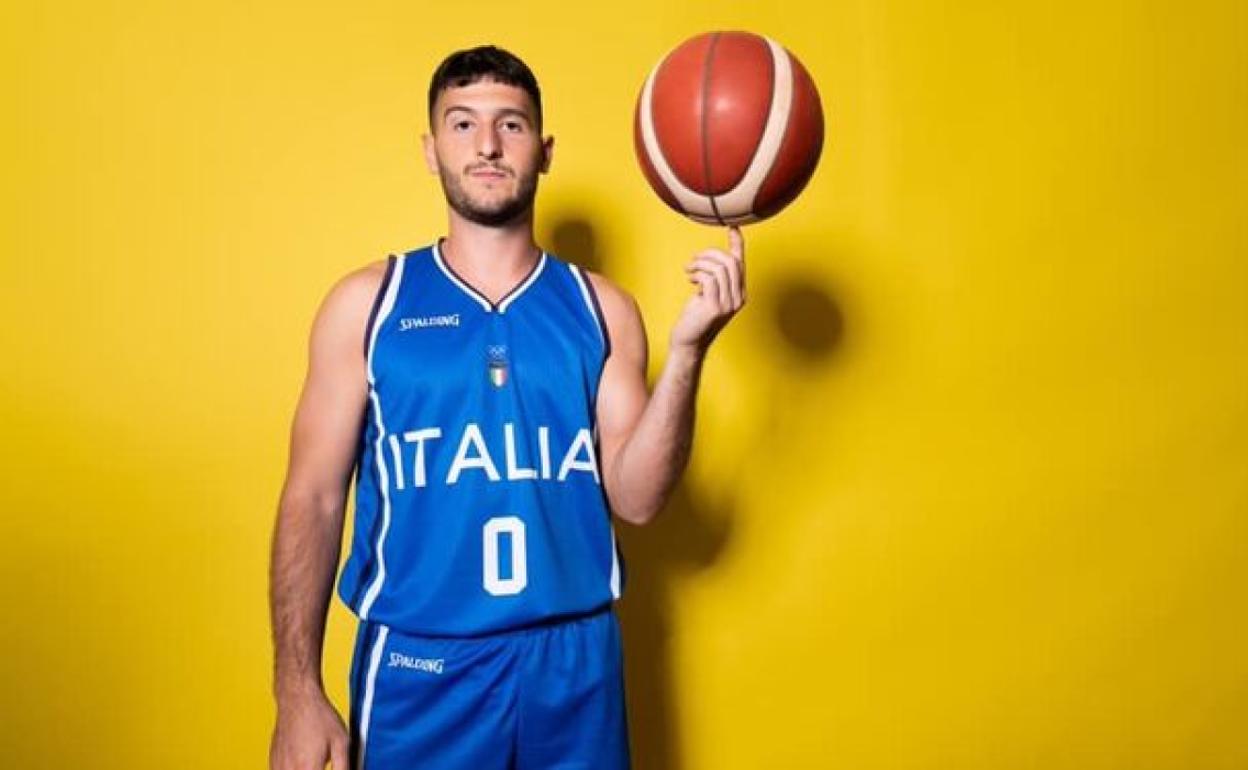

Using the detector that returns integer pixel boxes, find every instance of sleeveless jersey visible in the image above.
[336,241,623,637]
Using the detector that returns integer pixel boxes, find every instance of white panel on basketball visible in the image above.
[687,211,759,226]
[711,37,794,217]
[638,64,718,218]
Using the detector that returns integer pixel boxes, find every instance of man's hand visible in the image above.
[670,226,747,355]
[269,690,350,770]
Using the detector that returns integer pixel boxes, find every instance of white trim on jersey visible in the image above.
[571,262,617,599]
[568,264,607,348]
[432,241,549,314]
[431,241,493,312]
[609,527,621,599]
[358,254,407,620]
[358,624,390,768]
[497,253,547,314]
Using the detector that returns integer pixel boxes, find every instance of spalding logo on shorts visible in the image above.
[388,652,445,674]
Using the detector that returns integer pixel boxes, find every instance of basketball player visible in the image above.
[268,45,745,770]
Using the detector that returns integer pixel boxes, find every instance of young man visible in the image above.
[269,45,745,770]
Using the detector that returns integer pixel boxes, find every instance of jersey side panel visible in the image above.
[337,253,405,612]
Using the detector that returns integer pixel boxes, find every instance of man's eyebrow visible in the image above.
[441,105,533,123]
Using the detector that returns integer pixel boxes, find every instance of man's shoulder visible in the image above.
[342,256,393,293]
[573,268,646,357]
[576,268,638,321]
[311,257,396,342]
[324,257,392,309]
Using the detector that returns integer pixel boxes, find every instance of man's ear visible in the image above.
[422,133,438,174]
[540,135,555,174]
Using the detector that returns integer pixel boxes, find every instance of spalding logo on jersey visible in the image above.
[487,345,509,388]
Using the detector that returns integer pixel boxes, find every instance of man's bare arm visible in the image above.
[592,228,746,525]
[268,260,386,770]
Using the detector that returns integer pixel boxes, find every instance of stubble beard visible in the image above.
[437,159,540,227]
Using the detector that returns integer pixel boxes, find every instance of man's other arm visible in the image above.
[268,260,386,770]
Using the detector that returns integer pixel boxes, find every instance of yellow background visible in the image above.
[3,1,1245,767]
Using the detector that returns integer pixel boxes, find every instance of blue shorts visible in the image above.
[347,609,631,770]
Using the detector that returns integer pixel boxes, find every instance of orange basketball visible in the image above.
[634,31,825,226]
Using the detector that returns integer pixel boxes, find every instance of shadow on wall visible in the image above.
[769,277,844,362]
[546,213,845,769]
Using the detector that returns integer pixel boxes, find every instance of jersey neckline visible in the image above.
[431,238,548,314]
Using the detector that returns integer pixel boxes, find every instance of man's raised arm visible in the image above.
[592,227,746,526]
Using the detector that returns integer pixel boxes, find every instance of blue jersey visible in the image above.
[336,241,623,637]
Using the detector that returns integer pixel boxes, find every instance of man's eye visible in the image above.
[453,120,472,130]
[502,121,523,132]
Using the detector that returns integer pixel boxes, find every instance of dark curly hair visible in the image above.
[427,45,543,132]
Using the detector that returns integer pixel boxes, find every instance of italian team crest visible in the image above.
[487,345,509,388]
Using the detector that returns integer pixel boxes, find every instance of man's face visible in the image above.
[423,78,553,227]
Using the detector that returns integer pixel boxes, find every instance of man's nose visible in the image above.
[476,126,502,159]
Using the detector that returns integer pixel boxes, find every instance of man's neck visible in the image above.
[440,215,541,303]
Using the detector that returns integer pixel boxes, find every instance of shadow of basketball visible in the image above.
[769,276,844,363]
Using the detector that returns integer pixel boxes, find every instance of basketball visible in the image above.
[633,31,825,226]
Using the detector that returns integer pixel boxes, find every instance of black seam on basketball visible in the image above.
[700,32,724,225]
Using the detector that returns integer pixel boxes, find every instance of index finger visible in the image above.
[727,225,745,262]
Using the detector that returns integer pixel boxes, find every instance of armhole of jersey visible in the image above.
[362,254,398,360]
[572,264,612,361]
